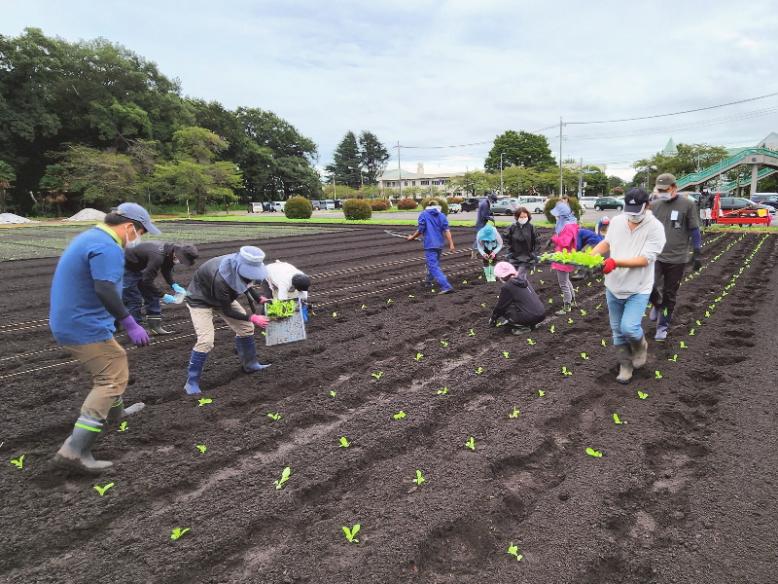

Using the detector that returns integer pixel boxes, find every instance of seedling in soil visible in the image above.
[561,366,572,377]
[580,352,589,360]
[436,387,449,396]
[197,398,213,407]
[462,279,468,285]
[549,324,556,334]
[393,411,407,421]
[668,354,678,363]
[695,319,702,327]
[548,298,554,304]
[329,390,337,398]
[331,312,338,319]
[118,421,128,432]
[580,309,588,317]
[508,408,521,419]
[527,338,536,346]
[386,298,394,305]
[540,279,545,285]
[502,351,510,359]
[567,317,574,325]
[585,447,604,458]
[689,328,696,336]
[440,340,449,348]
[704,311,711,318]
[595,302,603,310]
[371,371,384,381]
[637,391,649,400]
[654,370,663,380]
[339,436,351,448]
[414,352,424,362]
[612,413,624,425]
[475,366,485,375]
[196,444,208,454]
[361,304,367,310]
[467,328,476,337]
[537,390,546,397]
[408,294,415,299]
[267,412,282,422]
[93,482,115,496]
[342,524,361,544]
[601,338,607,347]
[10,455,25,470]
[274,466,292,490]
[413,469,426,486]
[680,341,688,349]
[480,303,486,308]
[507,543,524,561]
[465,436,477,451]
[170,528,191,541]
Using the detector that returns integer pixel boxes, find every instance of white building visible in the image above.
[378,163,465,196]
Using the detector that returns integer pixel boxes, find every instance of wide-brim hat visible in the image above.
[236,246,267,281]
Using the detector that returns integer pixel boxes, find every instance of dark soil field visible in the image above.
[1,224,777,584]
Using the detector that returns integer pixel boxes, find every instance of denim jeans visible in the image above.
[122,270,161,320]
[424,249,452,291]
[605,289,649,346]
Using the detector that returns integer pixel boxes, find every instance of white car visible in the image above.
[516,196,547,214]
[448,203,462,213]
[272,201,285,212]
[579,196,599,210]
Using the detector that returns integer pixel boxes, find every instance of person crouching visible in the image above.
[183,246,271,395]
[488,261,546,335]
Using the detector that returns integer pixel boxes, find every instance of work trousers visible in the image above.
[555,270,575,304]
[649,261,686,323]
[606,290,650,346]
[123,270,161,320]
[424,249,452,291]
[64,338,129,420]
[188,301,254,353]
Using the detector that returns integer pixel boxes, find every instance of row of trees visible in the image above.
[325,131,390,189]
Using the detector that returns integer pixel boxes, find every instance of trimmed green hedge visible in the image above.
[284,195,313,219]
[421,196,449,215]
[544,196,582,224]
[343,199,372,220]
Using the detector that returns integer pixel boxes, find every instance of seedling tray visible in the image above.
[264,299,307,346]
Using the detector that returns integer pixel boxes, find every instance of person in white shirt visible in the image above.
[261,260,310,301]
[590,188,666,384]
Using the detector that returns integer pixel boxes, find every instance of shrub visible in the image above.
[370,199,390,211]
[448,196,464,204]
[397,198,418,210]
[421,197,449,215]
[343,199,372,220]
[284,195,313,219]
[544,195,582,224]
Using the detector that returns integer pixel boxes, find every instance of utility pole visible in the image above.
[578,158,584,197]
[397,141,402,198]
[559,117,564,196]
[500,152,505,197]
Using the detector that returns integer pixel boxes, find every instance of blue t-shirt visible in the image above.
[417,208,449,249]
[50,226,125,345]
[577,228,603,251]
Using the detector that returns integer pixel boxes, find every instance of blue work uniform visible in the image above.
[417,208,453,292]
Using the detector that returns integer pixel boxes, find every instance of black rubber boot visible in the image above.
[53,415,113,474]
[105,398,146,425]
[147,316,173,335]
[616,344,634,384]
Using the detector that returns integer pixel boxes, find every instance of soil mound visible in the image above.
[0,212,35,224]
[64,208,106,222]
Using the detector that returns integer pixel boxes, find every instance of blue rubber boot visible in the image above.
[184,350,208,395]
[235,336,271,373]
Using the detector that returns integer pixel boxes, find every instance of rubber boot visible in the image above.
[554,303,572,316]
[235,336,271,373]
[147,316,173,336]
[184,350,208,395]
[655,314,670,342]
[615,344,633,384]
[53,415,113,474]
[629,337,648,369]
[105,398,146,425]
[511,324,533,336]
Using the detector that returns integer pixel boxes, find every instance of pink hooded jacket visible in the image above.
[550,222,579,273]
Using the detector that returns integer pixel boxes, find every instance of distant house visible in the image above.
[378,163,465,197]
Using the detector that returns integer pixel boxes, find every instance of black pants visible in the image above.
[649,261,686,323]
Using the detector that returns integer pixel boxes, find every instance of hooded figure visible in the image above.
[407,201,456,294]
[476,223,504,280]
[183,246,271,395]
[488,262,546,335]
[549,201,579,315]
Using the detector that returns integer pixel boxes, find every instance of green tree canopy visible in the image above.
[359,131,389,185]
[633,143,729,189]
[485,131,556,172]
[326,131,362,189]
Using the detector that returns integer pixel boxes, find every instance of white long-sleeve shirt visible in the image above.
[265,261,308,301]
[603,212,666,299]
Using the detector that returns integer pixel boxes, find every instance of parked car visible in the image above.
[579,196,599,210]
[517,196,547,214]
[719,197,775,215]
[461,197,480,212]
[448,203,462,214]
[261,201,276,212]
[319,199,336,210]
[491,198,520,215]
[594,197,623,211]
[311,200,323,210]
[272,201,285,212]
[751,193,778,210]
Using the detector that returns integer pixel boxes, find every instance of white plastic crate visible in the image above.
[264,298,307,346]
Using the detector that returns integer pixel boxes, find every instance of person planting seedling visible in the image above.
[49,203,158,473]
[488,262,546,335]
[406,199,456,294]
[589,188,666,384]
[549,197,579,315]
[182,246,271,395]
[256,260,311,321]
[475,223,503,281]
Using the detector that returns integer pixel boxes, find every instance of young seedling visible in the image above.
[567,317,574,325]
[689,328,696,336]
[561,366,572,377]
[580,309,588,317]
[507,543,524,561]
[580,352,589,360]
[680,341,688,349]
[93,482,115,496]
[465,436,476,451]
[549,324,556,334]
[637,390,649,400]
[440,339,449,348]
[331,311,338,319]
[414,352,424,362]
[539,279,545,285]
[118,421,128,432]
[361,304,367,310]
[537,389,546,397]
[587,281,592,287]
[668,354,678,363]
[329,390,337,398]
[274,466,292,490]
[197,397,213,407]
[475,366,485,375]
[508,408,521,419]
[413,469,426,486]
[386,298,394,305]
[339,436,351,448]
[467,328,476,337]
[267,412,282,422]
[371,371,384,381]
[170,527,191,541]
[704,311,711,318]
[436,386,449,396]
[342,523,361,544]
[654,370,663,380]
[595,302,603,310]
[480,303,486,308]
[585,447,604,458]
[462,279,468,285]
[10,455,25,470]
[392,411,407,421]
[408,294,416,299]
[195,444,207,454]
[502,351,510,359]
[695,319,702,327]
[612,413,624,425]
[600,338,607,347]
[548,298,554,304]
[527,338,536,346]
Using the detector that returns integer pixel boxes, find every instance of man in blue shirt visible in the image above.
[406,200,456,294]
[50,202,159,473]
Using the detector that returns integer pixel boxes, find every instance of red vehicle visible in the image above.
[711,193,771,226]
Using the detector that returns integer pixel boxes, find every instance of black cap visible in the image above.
[291,273,310,292]
[624,188,650,213]
[173,244,199,266]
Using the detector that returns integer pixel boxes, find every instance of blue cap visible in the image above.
[115,202,160,235]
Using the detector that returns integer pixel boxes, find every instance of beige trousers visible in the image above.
[64,338,129,420]
[188,301,254,352]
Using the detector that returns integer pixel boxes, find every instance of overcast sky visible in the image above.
[4,0,778,179]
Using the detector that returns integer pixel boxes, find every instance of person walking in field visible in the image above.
[49,203,159,473]
[122,242,199,335]
[549,197,579,315]
[504,206,539,280]
[590,188,666,384]
[648,173,702,341]
[488,261,546,334]
[407,199,455,294]
[183,246,271,395]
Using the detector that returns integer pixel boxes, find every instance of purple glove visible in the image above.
[120,315,150,346]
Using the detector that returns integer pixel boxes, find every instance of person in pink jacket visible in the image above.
[550,198,579,315]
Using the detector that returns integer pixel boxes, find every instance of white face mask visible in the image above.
[627,212,646,224]
[125,225,142,248]
[518,218,529,225]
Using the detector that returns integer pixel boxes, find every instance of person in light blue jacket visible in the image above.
[407,200,456,294]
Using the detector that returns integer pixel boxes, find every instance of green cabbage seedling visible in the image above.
[567,317,574,325]
[537,390,546,397]
[561,366,572,377]
[465,436,476,451]
[118,421,128,432]
[440,339,449,348]
[695,319,702,326]
[467,328,476,337]
[580,352,589,360]
[527,338,536,346]
[339,436,350,448]
[371,371,384,380]
[342,524,361,544]
[331,312,338,319]
[414,352,424,362]
[507,543,523,561]
[408,294,415,299]
[548,298,554,304]
[274,466,291,490]
[585,447,603,458]
[436,387,449,395]
[668,354,678,362]
[413,469,426,486]
[704,311,711,318]
[549,324,556,333]
[197,398,213,407]
[265,299,296,318]
[475,366,485,375]
[654,370,663,380]
[637,391,649,400]
[595,302,603,310]
[361,304,367,310]
[480,303,486,308]
[508,408,521,419]
[580,309,588,316]
[689,328,696,336]
[393,411,407,421]
[170,527,190,541]
[386,298,394,305]
[612,413,623,425]
[267,412,282,422]
[329,390,337,397]
[601,338,607,347]
[93,482,115,496]
[540,279,545,285]
[196,444,207,454]
[502,351,510,358]
[680,341,688,349]
[539,250,605,268]
[462,279,468,284]
[10,455,25,469]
